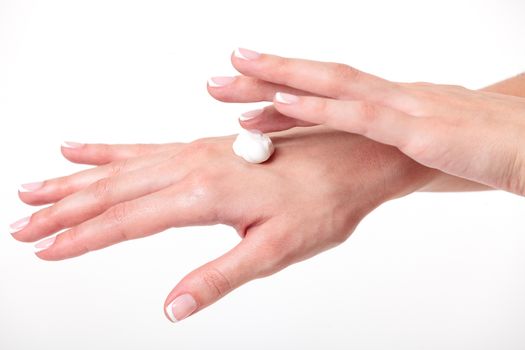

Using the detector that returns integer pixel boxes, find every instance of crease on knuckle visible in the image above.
[105,202,131,240]
[201,267,232,298]
[312,98,331,124]
[92,178,113,204]
[354,102,379,135]
[46,203,70,229]
[268,57,292,85]
[502,142,525,195]
[329,63,361,98]
[108,159,129,177]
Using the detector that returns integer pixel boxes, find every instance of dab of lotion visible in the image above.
[232,129,274,164]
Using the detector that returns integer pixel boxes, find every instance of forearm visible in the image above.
[420,73,525,192]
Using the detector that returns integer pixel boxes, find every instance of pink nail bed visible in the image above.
[9,216,30,234]
[34,236,56,253]
[19,181,44,193]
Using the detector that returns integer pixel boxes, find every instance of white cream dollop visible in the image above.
[232,129,274,164]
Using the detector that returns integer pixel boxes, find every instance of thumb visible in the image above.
[163,230,277,323]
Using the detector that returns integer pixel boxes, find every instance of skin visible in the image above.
[12,126,436,322]
[219,48,525,195]
[11,49,524,322]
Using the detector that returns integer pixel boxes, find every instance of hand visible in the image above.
[208,48,525,195]
[11,127,435,322]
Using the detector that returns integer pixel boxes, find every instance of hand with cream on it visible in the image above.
[11,127,437,323]
[208,48,525,195]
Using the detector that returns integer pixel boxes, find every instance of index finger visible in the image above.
[231,48,403,104]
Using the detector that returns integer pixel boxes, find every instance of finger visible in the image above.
[273,92,419,148]
[238,105,315,133]
[163,224,283,323]
[13,159,189,243]
[207,75,316,103]
[33,175,217,261]
[61,142,183,165]
[231,48,407,106]
[19,150,180,206]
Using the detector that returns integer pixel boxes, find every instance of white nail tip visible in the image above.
[165,302,179,323]
[234,48,248,60]
[207,78,222,88]
[34,236,56,253]
[18,185,32,193]
[61,141,83,149]
[239,109,263,121]
[274,92,288,104]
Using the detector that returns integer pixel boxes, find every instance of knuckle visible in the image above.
[354,102,379,134]
[50,176,74,194]
[312,98,331,122]
[184,140,216,159]
[331,62,361,81]
[104,202,132,241]
[271,57,293,84]
[326,62,361,98]
[46,203,69,228]
[91,178,113,203]
[105,202,131,227]
[65,227,90,254]
[30,206,51,227]
[501,142,525,195]
[200,267,232,298]
[356,101,378,120]
[108,159,129,177]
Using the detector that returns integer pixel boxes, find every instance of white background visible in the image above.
[1,0,524,349]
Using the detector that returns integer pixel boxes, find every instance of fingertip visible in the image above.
[164,293,198,323]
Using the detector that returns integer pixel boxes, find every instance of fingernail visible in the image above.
[61,141,84,149]
[208,76,236,87]
[9,216,30,234]
[19,181,44,193]
[239,108,263,121]
[165,293,198,323]
[34,236,56,253]
[234,47,260,60]
[275,92,299,104]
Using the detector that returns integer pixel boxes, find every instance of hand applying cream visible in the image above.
[232,129,274,164]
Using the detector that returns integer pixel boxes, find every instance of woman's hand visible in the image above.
[11,127,435,322]
[208,48,525,195]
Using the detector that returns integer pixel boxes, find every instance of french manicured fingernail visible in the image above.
[61,141,84,149]
[9,216,30,234]
[239,108,263,121]
[208,76,236,87]
[234,47,260,60]
[34,236,56,253]
[18,181,44,193]
[165,293,198,323]
[275,92,299,104]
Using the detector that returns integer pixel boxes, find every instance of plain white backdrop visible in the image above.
[1,0,524,349]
